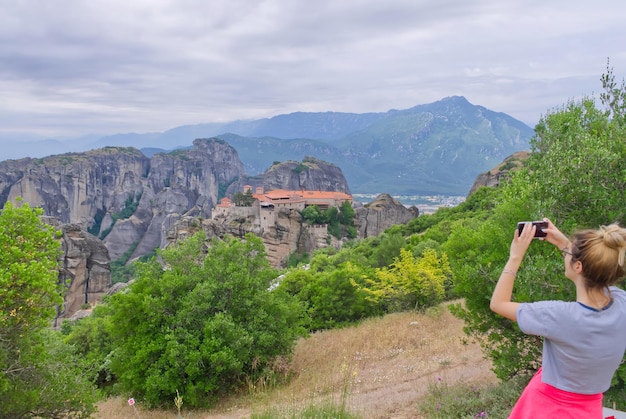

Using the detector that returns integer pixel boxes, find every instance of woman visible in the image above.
[490,219,626,418]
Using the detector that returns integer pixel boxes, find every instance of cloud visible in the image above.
[1,0,625,140]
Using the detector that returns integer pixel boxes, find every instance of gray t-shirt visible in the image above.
[517,286,626,394]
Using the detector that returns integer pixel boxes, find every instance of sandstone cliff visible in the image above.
[58,224,112,322]
[227,156,351,196]
[468,151,529,195]
[1,140,359,271]
[0,138,246,263]
[263,157,351,193]
[166,193,416,267]
[40,218,113,324]
[165,205,335,268]
[355,193,419,238]
[1,147,149,227]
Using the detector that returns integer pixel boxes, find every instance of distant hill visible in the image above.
[0,96,534,196]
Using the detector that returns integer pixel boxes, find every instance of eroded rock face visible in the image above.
[56,224,112,324]
[354,193,419,238]
[263,157,351,193]
[166,209,334,268]
[0,138,247,263]
[166,193,417,268]
[468,151,529,196]
[1,148,149,227]
[227,156,351,196]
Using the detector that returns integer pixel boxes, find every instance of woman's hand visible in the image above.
[540,218,570,250]
[510,222,536,262]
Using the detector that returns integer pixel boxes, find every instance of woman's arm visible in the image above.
[490,222,535,321]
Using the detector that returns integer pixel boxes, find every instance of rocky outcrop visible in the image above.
[355,193,419,238]
[2,139,417,275]
[0,138,247,263]
[1,147,149,227]
[263,157,351,193]
[166,193,415,267]
[228,156,351,196]
[164,208,320,268]
[468,151,529,195]
[54,223,112,324]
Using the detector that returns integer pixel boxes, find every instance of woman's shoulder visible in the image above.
[610,286,626,300]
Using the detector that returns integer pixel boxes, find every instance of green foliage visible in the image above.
[112,193,142,221]
[0,201,63,332]
[278,262,379,331]
[0,329,99,419]
[286,251,310,268]
[64,303,117,389]
[402,186,498,236]
[369,248,450,312]
[106,232,306,408]
[0,200,97,418]
[527,98,626,226]
[301,205,323,225]
[600,59,626,126]
[279,231,453,330]
[300,203,356,239]
[345,225,357,239]
[233,189,255,206]
[338,200,355,226]
[369,232,405,268]
[293,163,309,173]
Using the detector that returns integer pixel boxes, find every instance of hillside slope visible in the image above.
[95,305,497,418]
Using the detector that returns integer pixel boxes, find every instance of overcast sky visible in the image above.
[1,0,625,140]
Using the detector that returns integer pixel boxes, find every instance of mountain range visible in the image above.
[0,96,534,196]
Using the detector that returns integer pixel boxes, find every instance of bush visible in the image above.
[106,232,307,408]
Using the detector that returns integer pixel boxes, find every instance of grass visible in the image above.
[93,302,512,418]
[419,375,529,418]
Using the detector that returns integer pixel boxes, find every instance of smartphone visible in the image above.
[517,221,548,238]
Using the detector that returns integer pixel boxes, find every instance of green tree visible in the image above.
[232,189,255,206]
[107,232,306,408]
[0,200,97,418]
[527,97,626,227]
[338,200,355,226]
[301,205,323,224]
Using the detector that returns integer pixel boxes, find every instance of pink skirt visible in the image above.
[509,368,603,419]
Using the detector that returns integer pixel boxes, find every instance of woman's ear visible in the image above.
[573,260,584,274]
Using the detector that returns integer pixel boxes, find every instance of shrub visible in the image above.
[106,232,307,408]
